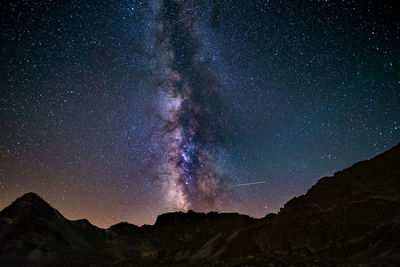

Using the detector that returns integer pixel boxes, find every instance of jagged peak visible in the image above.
[19,191,45,200]
[0,192,65,221]
[11,192,53,209]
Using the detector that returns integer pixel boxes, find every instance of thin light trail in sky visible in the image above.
[233,181,267,187]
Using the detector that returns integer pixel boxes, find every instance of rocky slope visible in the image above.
[0,192,109,265]
[256,143,400,262]
[0,143,399,266]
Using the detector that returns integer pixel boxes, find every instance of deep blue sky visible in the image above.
[1,0,399,227]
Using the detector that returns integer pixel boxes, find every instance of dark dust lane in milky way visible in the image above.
[154,0,234,211]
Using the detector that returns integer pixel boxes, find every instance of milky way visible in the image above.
[155,0,231,211]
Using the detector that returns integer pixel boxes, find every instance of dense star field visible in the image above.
[1,0,399,228]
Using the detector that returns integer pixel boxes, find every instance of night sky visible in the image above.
[1,0,399,228]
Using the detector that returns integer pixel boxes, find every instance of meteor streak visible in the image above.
[233,181,267,187]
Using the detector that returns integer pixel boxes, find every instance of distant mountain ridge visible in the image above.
[1,144,400,266]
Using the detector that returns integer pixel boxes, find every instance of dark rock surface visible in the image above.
[1,143,399,266]
[256,143,400,262]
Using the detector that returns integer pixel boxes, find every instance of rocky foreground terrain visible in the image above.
[1,143,399,266]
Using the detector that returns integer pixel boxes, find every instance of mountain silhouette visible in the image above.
[1,144,399,266]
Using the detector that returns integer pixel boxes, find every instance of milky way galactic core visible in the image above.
[155,1,232,211]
